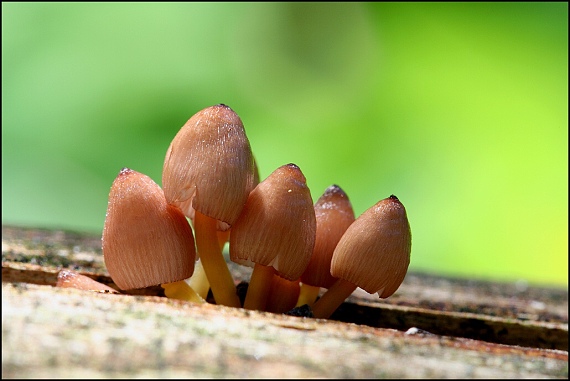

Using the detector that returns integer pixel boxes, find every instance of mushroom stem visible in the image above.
[243,263,275,311]
[187,259,210,300]
[161,280,205,303]
[310,278,357,319]
[194,210,241,308]
[187,229,226,300]
[296,283,321,307]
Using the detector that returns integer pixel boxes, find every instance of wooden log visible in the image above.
[2,225,568,378]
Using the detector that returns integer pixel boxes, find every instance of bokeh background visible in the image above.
[2,2,567,287]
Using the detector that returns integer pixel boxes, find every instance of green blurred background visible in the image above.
[2,3,567,287]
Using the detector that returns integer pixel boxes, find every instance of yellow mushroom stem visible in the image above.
[243,263,275,311]
[187,227,228,300]
[310,278,358,319]
[186,259,210,300]
[161,280,205,303]
[194,210,241,308]
[217,229,231,250]
[296,283,321,307]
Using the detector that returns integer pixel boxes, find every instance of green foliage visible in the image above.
[2,2,567,286]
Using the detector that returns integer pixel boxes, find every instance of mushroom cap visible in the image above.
[330,195,411,298]
[229,163,316,281]
[56,269,118,294]
[265,276,301,314]
[162,104,256,227]
[102,168,196,290]
[301,185,355,289]
[188,154,261,237]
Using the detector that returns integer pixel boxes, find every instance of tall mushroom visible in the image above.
[186,155,261,300]
[102,168,202,303]
[310,195,411,319]
[297,184,355,306]
[162,104,256,308]
[230,163,316,311]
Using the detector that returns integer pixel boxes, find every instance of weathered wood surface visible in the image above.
[2,225,568,378]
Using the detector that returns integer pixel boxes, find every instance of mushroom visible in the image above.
[186,155,260,301]
[230,163,316,311]
[56,269,118,294]
[310,195,411,319]
[265,276,301,314]
[162,104,256,308]
[186,259,210,300]
[102,168,202,303]
[297,184,355,306]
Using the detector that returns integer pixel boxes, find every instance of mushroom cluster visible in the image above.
[101,104,412,319]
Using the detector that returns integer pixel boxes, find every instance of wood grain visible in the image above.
[2,225,568,378]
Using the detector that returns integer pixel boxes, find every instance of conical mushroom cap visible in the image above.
[330,195,411,297]
[230,163,316,280]
[162,104,256,227]
[188,154,262,241]
[102,168,196,290]
[301,184,355,289]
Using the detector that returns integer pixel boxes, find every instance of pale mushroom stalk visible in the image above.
[310,279,357,319]
[162,280,205,303]
[296,283,321,307]
[186,230,228,300]
[243,263,275,310]
[194,211,241,307]
[186,259,210,300]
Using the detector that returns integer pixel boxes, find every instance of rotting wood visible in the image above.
[2,260,567,352]
[2,225,568,378]
[3,282,568,378]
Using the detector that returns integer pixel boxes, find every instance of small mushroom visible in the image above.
[297,184,355,306]
[162,104,256,308]
[310,195,411,319]
[102,168,201,303]
[230,163,316,311]
[56,269,118,294]
[265,276,301,314]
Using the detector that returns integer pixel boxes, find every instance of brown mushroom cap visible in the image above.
[162,104,256,227]
[330,195,411,298]
[301,184,355,289]
[189,154,261,243]
[102,168,196,290]
[265,276,301,314]
[56,269,118,294]
[230,163,316,281]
